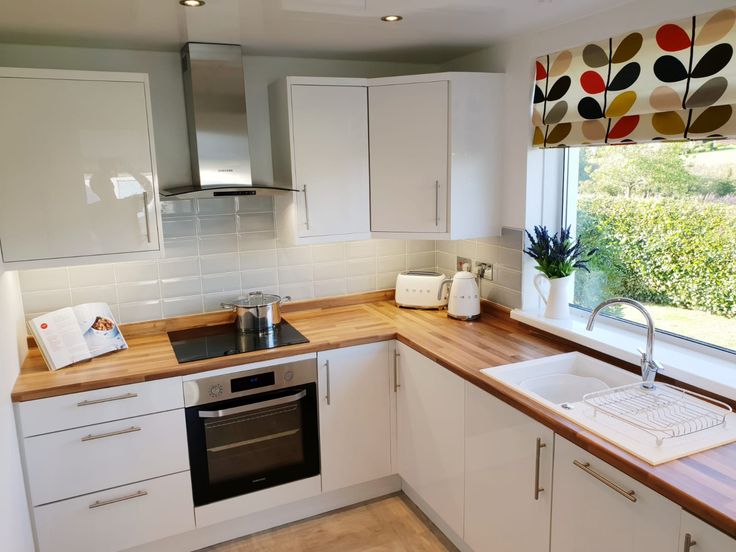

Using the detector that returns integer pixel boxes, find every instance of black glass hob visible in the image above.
[167,320,309,363]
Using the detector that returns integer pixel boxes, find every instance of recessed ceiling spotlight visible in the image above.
[180,0,205,7]
[381,15,403,22]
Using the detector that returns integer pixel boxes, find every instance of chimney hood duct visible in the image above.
[161,42,296,199]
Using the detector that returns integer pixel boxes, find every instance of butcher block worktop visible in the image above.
[12,291,736,538]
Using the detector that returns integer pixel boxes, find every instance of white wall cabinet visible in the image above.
[317,342,393,492]
[270,77,370,244]
[679,511,736,551]
[551,436,681,552]
[396,341,465,539]
[464,383,554,552]
[0,68,163,268]
[369,72,503,240]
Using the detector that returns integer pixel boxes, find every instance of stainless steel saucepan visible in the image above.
[221,291,291,333]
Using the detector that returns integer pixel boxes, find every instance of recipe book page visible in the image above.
[29,303,127,371]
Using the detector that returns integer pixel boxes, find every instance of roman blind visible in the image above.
[532,8,736,148]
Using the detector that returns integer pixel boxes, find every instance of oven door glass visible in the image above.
[186,383,320,506]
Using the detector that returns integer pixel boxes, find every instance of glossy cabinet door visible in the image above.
[679,511,736,551]
[318,342,393,493]
[369,80,449,233]
[0,70,160,264]
[396,342,464,537]
[464,383,554,552]
[551,437,680,552]
[290,84,370,240]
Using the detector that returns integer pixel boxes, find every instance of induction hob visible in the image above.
[167,320,309,364]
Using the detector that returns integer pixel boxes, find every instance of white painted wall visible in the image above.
[0,271,33,552]
[441,0,735,308]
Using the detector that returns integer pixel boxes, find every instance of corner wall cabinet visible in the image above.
[269,77,371,245]
[369,73,503,240]
[0,68,163,268]
[269,72,504,243]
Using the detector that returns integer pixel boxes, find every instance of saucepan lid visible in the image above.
[229,291,284,308]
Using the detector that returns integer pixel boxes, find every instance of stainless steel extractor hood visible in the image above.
[161,42,296,199]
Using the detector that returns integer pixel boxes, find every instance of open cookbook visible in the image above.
[28,303,128,371]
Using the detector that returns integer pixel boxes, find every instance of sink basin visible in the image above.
[481,352,639,408]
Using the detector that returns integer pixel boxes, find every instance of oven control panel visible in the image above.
[183,358,317,407]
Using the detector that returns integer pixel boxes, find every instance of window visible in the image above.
[566,140,736,354]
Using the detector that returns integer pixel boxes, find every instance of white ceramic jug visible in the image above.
[533,273,573,320]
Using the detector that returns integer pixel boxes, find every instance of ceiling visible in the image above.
[0,0,636,63]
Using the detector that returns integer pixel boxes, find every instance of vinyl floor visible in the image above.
[200,493,456,552]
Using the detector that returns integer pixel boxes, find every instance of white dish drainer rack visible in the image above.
[583,382,732,446]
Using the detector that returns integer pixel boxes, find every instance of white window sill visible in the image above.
[511,308,736,400]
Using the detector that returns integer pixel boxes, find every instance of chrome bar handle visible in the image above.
[325,359,331,406]
[89,490,147,509]
[434,180,439,226]
[302,185,310,230]
[142,191,152,243]
[393,349,400,392]
[77,392,138,407]
[81,426,141,442]
[534,437,546,500]
[573,460,637,503]
[198,390,307,418]
[683,533,697,552]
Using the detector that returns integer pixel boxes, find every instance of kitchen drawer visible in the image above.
[25,409,189,506]
[34,471,195,552]
[16,377,183,437]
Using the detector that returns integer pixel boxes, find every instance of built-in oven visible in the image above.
[183,358,320,506]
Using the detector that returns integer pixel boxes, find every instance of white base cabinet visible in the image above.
[551,436,681,552]
[396,342,465,538]
[464,383,554,552]
[34,471,194,552]
[318,342,393,493]
[680,511,736,552]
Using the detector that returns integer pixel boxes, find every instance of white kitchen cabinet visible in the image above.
[464,382,554,552]
[551,437,680,552]
[34,471,194,552]
[369,72,503,240]
[396,341,465,538]
[270,77,370,244]
[24,409,189,506]
[0,67,163,268]
[317,342,393,492]
[679,510,736,551]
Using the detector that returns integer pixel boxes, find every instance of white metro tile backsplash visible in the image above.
[18,197,438,324]
[18,197,524,323]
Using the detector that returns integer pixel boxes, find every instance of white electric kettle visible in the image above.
[439,271,481,320]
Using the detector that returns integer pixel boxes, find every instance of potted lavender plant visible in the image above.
[524,226,596,319]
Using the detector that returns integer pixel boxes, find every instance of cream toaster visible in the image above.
[395,271,449,309]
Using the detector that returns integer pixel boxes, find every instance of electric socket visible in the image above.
[456,256,472,272]
[476,261,494,281]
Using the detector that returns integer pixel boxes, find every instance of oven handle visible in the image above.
[197,390,307,418]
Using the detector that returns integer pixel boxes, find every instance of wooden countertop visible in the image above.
[12,292,736,538]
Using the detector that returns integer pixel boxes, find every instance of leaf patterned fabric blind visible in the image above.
[532,8,736,148]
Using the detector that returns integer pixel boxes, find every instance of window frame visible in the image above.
[562,144,736,361]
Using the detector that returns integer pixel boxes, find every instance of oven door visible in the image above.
[185,382,320,506]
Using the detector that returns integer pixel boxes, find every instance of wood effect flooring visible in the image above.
[198,494,455,552]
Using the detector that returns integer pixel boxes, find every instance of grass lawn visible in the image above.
[619,303,736,352]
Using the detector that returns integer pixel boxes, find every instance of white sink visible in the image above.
[481,352,639,409]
